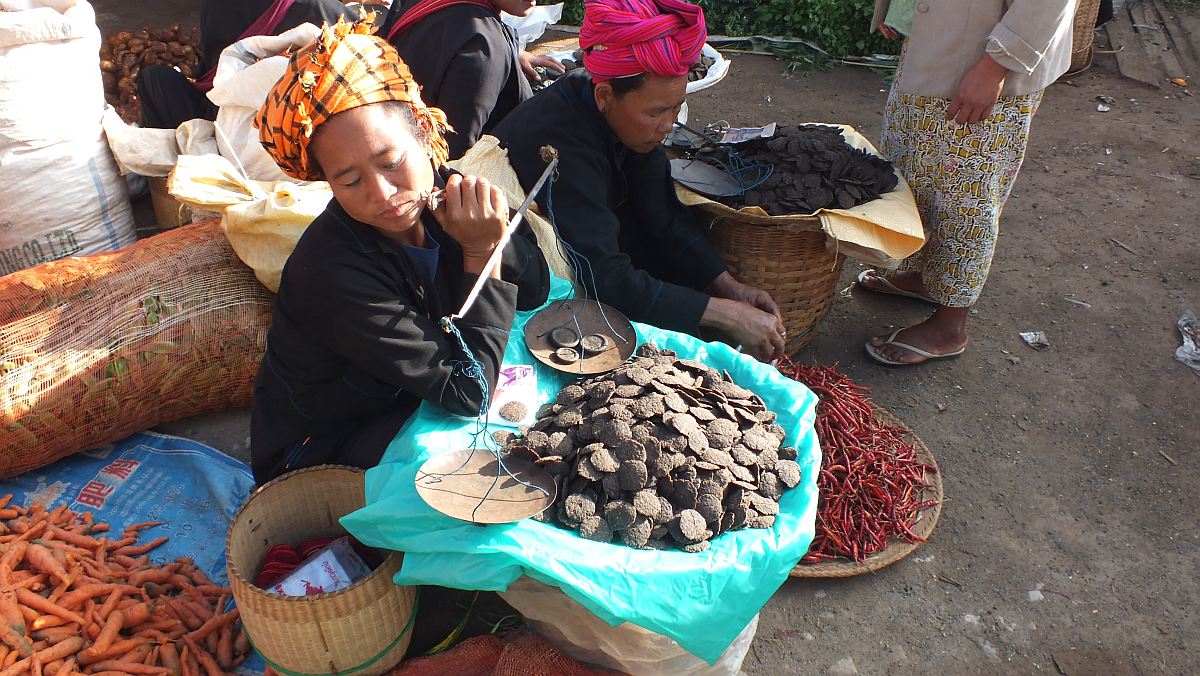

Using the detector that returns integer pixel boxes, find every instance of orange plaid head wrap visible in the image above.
[255,18,451,181]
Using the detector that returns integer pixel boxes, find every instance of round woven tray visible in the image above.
[789,406,943,578]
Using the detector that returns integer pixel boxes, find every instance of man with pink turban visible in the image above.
[493,0,786,363]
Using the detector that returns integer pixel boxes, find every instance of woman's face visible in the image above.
[492,0,537,17]
[309,103,435,242]
[595,75,687,154]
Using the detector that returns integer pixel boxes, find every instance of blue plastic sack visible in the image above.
[342,279,820,664]
[0,430,254,583]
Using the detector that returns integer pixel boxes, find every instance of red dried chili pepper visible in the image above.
[779,357,940,564]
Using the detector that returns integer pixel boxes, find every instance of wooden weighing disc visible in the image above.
[524,299,637,376]
[415,449,557,524]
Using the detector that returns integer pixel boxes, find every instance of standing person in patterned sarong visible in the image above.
[859,0,1076,365]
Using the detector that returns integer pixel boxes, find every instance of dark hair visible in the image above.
[608,73,647,97]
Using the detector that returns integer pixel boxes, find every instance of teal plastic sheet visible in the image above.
[342,278,820,663]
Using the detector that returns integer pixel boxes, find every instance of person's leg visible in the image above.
[137,64,218,129]
[860,86,937,299]
[869,92,1043,364]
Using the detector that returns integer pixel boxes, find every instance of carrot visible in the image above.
[181,636,222,676]
[30,615,67,632]
[109,555,139,570]
[180,644,199,676]
[0,495,11,510]
[92,609,124,655]
[43,658,63,676]
[57,657,77,675]
[15,521,48,543]
[123,522,165,536]
[167,600,203,632]
[0,542,28,583]
[77,637,143,666]
[0,636,84,676]
[96,589,122,623]
[0,650,16,668]
[17,605,37,627]
[29,650,42,676]
[215,623,233,670]
[128,568,174,587]
[116,642,152,665]
[30,627,77,645]
[24,544,71,585]
[45,528,99,551]
[0,511,16,521]
[233,627,248,656]
[177,596,213,623]
[158,642,181,676]
[47,506,68,527]
[0,588,26,636]
[0,625,33,658]
[89,660,171,674]
[58,584,136,610]
[120,602,152,630]
[14,589,85,627]
[183,607,237,644]
[114,538,168,557]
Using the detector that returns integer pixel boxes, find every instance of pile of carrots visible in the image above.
[0,495,248,675]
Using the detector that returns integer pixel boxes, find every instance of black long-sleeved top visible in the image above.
[250,168,550,482]
[491,70,728,335]
[197,0,349,76]
[382,3,532,159]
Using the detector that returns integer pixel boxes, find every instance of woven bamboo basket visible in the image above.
[148,176,188,229]
[227,465,416,675]
[700,211,845,354]
[1069,0,1103,73]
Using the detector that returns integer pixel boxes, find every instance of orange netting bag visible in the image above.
[0,219,273,478]
[388,633,623,676]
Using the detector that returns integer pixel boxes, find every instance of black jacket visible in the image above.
[250,168,550,482]
[197,0,349,76]
[491,70,727,335]
[383,3,532,159]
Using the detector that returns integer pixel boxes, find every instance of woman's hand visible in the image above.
[432,175,509,276]
[947,55,1009,125]
[707,272,784,325]
[518,50,567,82]
[702,298,786,363]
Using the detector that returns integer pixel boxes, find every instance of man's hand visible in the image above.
[947,55,1008,125]
[518,50,567,82]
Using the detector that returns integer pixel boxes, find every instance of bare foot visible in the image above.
[859,270,930,298]
[869,311,970,364]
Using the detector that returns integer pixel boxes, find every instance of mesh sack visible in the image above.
[388,635,504,676]
[0,219,273,478]
[387,633,621,676]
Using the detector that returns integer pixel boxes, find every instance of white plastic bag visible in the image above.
[501,4,563,50]
[500,577,758,676]
[169,153,331,292]
[208,23,322,182]
[0,0,136,275]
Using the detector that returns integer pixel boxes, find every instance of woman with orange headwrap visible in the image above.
[249,19,550,484]
[492,0,786,364]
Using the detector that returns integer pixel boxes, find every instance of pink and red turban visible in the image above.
[579,0,707,82]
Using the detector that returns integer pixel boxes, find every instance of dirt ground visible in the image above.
[89,2,1200,673]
